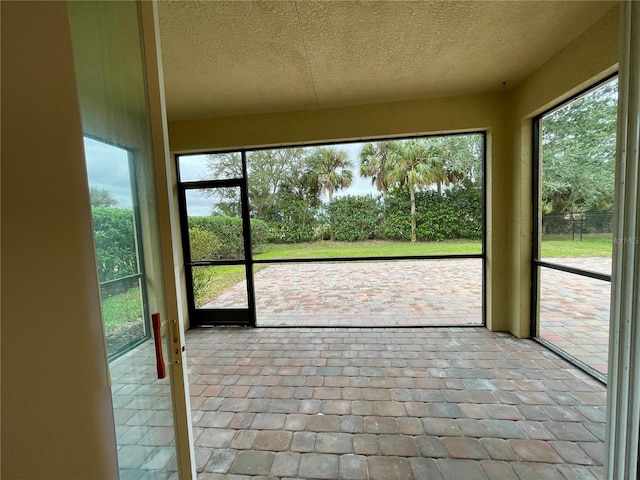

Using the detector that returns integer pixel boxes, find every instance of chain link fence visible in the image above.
[542,210,613,240]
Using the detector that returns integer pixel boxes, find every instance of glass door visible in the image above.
[69,1,194,478]
[85,137,181,477]
[177,152,256,326]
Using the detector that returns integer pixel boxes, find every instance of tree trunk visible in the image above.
[329,189,335,241]
[410,186,417,243]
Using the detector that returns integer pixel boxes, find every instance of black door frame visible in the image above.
[530,74,617,383]
[177,151,257,327]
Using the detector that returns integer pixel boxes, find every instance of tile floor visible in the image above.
[187,327,607,479]
[110,342,179,480]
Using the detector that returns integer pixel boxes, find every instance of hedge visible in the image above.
[328,195,383,241]
[188,215,272,258]
[91,206,138,282]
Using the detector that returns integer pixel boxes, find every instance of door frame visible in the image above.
[177,150,257,327]
[530,73,617,383]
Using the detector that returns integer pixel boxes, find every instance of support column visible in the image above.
[605,2,640,479]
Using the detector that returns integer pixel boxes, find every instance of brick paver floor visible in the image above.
[186,327,607,479]
[207,259,484,326]
[205,257,612,376]
[538,258,611,377]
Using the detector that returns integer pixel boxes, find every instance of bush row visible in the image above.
[380,187,482,241]
[91,206,138,283]
[188,215,271,259]
[93,188,482,279]
[187,187,482,255]
[327,187,482,242]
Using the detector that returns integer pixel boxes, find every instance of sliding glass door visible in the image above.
[69,1,194,477]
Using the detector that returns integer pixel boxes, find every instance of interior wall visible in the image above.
[166,5,619,337]
[0,2,118,478]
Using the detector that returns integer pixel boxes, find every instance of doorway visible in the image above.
[178,151,257,326]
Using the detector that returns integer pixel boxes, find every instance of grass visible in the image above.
[540,234,612,258]
[193,265,247,307]
[101,286,143,335]
[255,239,482,260]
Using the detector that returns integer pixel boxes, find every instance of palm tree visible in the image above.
[308,147,354,204]
[386,140,445,242]
[359,142,393,196]
[307,147,353,240]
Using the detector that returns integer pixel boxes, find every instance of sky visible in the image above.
[179,142,379,216]
[84,137,134,209]
[84,137,378,216]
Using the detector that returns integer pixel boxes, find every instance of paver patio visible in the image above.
[209,259,483,326]
[186,327,607,479]
[205,257,611,376]
[538,257,611,377]
[110,255,612,478]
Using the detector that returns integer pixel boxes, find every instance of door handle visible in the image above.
[151,313,166,379]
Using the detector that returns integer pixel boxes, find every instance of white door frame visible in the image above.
[605,2,640,479]
[141,2,196,478]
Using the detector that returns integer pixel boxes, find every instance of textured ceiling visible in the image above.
[158,0,616,121]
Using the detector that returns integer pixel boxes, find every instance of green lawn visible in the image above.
[540,234,612,257]
[101,286,143,335]
[257,237,612,261]
[255,239,482,260]
[193,264,248,307]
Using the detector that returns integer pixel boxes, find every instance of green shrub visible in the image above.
[382,187,482,241]
[188,215,272,257]
[265,200,320,243]
[188,227,221,261]
[192,267,216,307]
[328,195,383,241]
[380,193,411,241]
[90,206,137,282]
[249,218,273,253]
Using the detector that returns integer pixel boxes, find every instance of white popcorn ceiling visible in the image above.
[157,0,616,121]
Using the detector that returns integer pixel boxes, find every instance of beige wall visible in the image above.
[1,2,118,479]
[167,5,619,337]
